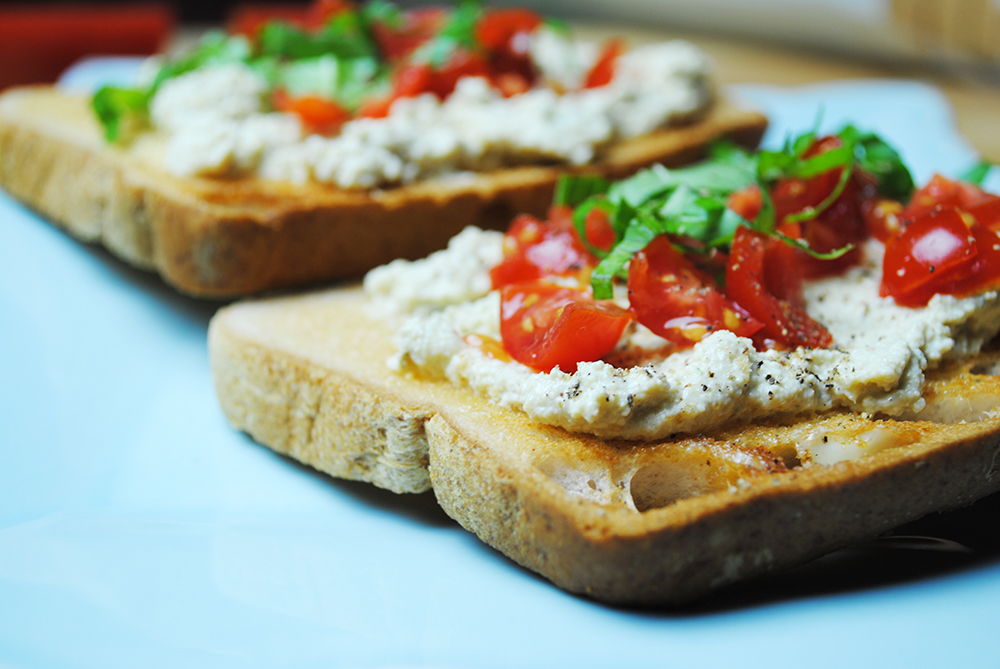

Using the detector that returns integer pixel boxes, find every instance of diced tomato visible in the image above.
[905,173,1000,230]
[391,50,491,101]
[356,62,433,117]
[545,204,616,253]
[938,222,1000,299]
[862,197,905,243]
[905,173,964,220]
[305,0,355,29]
[392,63,434,98]
[880,206,980,306]
[727,185,763,221]
[476,8,542,52]
[762,231,806,306]
[490,212,596,289]
[726,227,833,349]
[272,89,350,134]
[771,136,869,278]
[628,235,763,346]
[493,71,532,97]
[476,8,541,87]
[968,196,1000,230]
[371,7,446,61]
[583,39,624,89]
[499,282,632,372]
[424,49,492,98]
[771,137,845,222]
[355,95,393,119]
[583,207,617,253]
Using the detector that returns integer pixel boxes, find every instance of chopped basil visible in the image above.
[564,126,914,299]
[961,160,996,186]
[554,174,609,207]
[91,3,396,141]
[409,0,482,67]
[150,32,252,90]
[92,32,254,143]
[91,86,151,142]
[360,0,405,29]
[258,17,377,60]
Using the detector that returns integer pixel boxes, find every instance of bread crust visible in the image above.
[0,86,766,297]
[208,286,1000,604]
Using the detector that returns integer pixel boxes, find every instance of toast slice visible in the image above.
[208,285,1000,605]
[0,86,766,298]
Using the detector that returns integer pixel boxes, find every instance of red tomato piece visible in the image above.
[967,195,1000,230]
[493,71,532,97]
[490,212,596,289]
[476,8,541,87]
[583,39,624,89]
[771,136,845,223]
[583,207,617,253]
[772,136,869,278]
[500,282,632,372]
[726,227,833,349]
[905,173,963,220]
[475,8,542,52]
[425,50,492,98]
[355,95,393,119]
[371,7,446,61]
[940,222,1000,299]
[272,89,350,134]
[305,0,355,29]
[628,235,763,347]
[726,185,763,221]
[862,197,905,243]
[392,63,434,98]
[880,206,979,306]
[903,174,1000,230]
[761,231,806,306]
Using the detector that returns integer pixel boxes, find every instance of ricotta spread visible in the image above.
[364,228,1000,439]
[147,33,712,189]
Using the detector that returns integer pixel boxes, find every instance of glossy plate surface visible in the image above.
[1,61,999,667]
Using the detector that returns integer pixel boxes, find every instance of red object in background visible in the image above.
[0,4,175,90]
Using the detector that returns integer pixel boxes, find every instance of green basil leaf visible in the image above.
[91,86,150,142]
[959,160,995,186]
[258,20,375,60]
[360,0,405,28]
[848,128,915,200]
[554,174,610,207]
[776,232,855,260]
[152,32,251,90]
[411,0,482,67]
[590,221,658,299]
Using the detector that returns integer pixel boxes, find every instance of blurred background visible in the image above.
[1,0,998,158]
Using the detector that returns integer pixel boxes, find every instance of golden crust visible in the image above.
[0,86,767,298]
[207,286,1000,605]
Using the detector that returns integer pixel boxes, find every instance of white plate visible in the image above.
[1,66,999,667]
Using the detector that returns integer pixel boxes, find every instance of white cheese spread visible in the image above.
[367,229,1000,440]
[147,33,712,189]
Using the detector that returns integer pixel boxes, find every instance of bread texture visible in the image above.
[208,285,1000,605]
[0,86,766,298]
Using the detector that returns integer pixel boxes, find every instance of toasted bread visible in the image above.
[208,285,1000,605]
[0,85,766,298]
